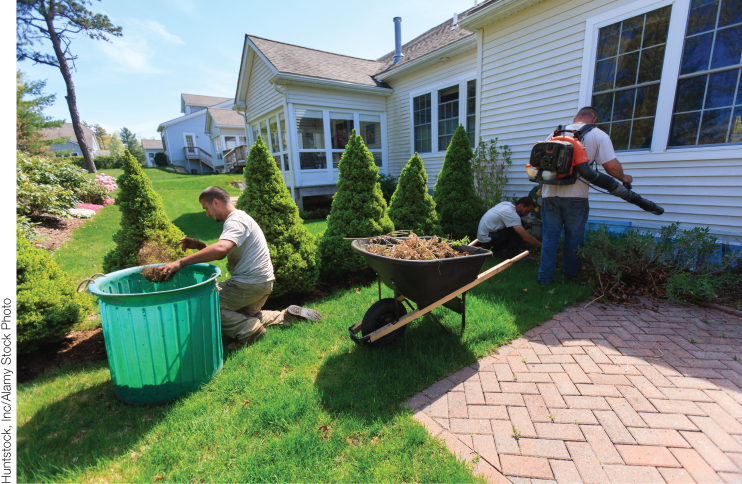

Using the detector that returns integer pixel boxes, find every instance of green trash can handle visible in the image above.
[77,273,106,293]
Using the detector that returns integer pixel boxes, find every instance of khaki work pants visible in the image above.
[218,279,294,341]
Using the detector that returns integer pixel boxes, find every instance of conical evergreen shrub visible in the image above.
[388,153,441,235]
[103,150,185,272]
[235,136,318,297]
[433,125,485,240]
[318,129,394,277]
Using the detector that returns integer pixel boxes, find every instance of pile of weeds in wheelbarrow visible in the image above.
[366,233,469,260]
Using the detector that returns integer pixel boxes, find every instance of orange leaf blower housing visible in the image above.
[528,126,591,185]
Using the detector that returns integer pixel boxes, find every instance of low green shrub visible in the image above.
[17,232,93,354]
[388,154,440,235]
[77,181,109,205]
[154,152,168,167]
[68,155,124,170]
[579,223,741,300]
[666,272,742,303]
[17,215,39,242]
[17,152,84,216]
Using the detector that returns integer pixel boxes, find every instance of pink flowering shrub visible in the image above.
[104,199,114,205]
[76,203,104,213]
[95,173,118,192]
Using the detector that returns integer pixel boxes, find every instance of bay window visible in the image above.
[296,109,327,170]
[330,111,353,168]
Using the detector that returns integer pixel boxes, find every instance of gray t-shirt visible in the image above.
[477,202,522,243]
[219,210,274,284]
[541,123,617,199]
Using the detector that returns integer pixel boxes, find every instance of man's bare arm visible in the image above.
[159,239,235,279]
[513,225,542,250]
[602,159,633,184]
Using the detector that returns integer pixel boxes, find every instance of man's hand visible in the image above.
[621,174,633,184]
[178,237,206,251]
[158,260,183,281]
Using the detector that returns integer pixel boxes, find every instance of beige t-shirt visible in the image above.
[477,202,522,243]
[219,210,274,284]
[541,123,616,199]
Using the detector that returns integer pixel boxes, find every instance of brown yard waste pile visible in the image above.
[366,233,468,260]
[138,241,176,282]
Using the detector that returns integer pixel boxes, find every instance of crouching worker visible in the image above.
[158,186,322,350]
[476,197,542,258]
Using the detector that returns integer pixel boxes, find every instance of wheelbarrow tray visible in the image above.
[351,237,492,308]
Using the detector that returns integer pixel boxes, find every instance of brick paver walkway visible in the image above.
[408,301,742,484]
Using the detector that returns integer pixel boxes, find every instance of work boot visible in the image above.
[227,326,267,351]
[287,305,323,322]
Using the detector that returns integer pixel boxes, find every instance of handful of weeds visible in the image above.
[138,241,178,282]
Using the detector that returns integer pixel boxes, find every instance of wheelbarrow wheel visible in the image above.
[361,298,408,347]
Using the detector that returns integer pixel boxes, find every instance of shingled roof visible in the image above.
[181,94,233,106]
[141,139,163,150]
[207,108,244,127]
[41,123,97,149]
[249,36,389,88]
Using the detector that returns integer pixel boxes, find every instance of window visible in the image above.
[330,112,353,168]
[296,109,326,170]
[279,113,287,152]
[269,118,280,153]
[149,153,155,161]
[239,136,247,146]
[466,80,476,148]
[260,121,269,145]
[591,5,672,150]
[669,0,742,146]
[360,114,382,167]
[438,85,459,151]
[224,136,237,150]
[413,93,432,153]
[249,112,290,171]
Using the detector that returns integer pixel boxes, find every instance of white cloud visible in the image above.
[98,36,165,74]
[131,20,185,45]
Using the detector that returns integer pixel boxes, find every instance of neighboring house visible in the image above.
[41,123,101,157]
[233,0,741,247]
[141,139,164,167]
[96,150,111,156]
[204,108,248,172]
[157,94,233,174]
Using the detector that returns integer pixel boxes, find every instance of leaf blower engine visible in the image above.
[527,124,664,215]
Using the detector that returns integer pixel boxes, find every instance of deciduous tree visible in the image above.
[108,133,124,159]
[17,0,122,173]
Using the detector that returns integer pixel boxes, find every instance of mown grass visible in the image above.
[20,253,590,483]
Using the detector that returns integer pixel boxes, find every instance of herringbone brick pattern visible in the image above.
[408,301,742,484]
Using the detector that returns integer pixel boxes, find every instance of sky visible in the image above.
[16,0,481,140]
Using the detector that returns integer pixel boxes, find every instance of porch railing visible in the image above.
[183,146,213,169]
[221,145,247,173]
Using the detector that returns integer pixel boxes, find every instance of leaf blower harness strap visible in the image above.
[528,124,664,215]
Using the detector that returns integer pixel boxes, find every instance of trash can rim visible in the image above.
[87,263,221,297]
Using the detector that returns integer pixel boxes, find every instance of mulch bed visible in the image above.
[30,213,88,252]
[19,327,107,383]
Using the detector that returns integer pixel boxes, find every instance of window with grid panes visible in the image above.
[413,93,431,153]
[438,85,459,151]
[592,5,672,150]
[466,80,476,148]
[669,0,742,146]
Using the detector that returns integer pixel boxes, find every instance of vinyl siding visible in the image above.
[385,48,477,189]
[478,0,742,239]
[161,112,215,173]
[286,86,387,112]
[246,55,282,122]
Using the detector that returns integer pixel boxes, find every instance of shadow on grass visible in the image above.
[315,314,480,423]
[18,366,173,482]
[172,211,224,243]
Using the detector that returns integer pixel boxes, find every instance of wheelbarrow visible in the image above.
[349,236,528,347]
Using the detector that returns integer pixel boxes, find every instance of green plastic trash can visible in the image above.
[88,263,223,404]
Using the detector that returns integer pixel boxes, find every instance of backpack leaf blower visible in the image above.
[527,124,664,215]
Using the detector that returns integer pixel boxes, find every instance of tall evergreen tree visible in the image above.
[235,136,318,297]
[16,71,65,155]
[17,0,122,173]
[103,150,184,272]
[433,125,485,240]
[120,127,145,163]
[318,130,394,277]
[388,153,441,236]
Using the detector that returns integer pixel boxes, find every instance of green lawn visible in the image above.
[22,168,592,482]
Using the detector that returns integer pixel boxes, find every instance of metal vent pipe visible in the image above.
[393,17,404,65]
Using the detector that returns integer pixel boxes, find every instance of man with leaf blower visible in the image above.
[529,106,662,285]
[158,186,322,350]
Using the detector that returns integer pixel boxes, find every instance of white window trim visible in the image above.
[579,0,740,160]
[183,133,196,148]
[248,111,290,173]
[409,71,477,156]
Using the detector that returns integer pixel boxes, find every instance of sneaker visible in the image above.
[287,305,323,322]
[227,327,267,351]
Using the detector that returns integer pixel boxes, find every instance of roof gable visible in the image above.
[207,108,244,127]
[141,139,163,150]
[41,123,97,149]
[181,93,234,113]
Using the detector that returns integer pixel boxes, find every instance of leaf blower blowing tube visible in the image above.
[573,163,664,215]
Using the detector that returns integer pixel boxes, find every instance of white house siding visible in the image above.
[246,55,282,123]
[384,47,477,189]
[161,111,214,173]
[49,141,84,157]
[286,86,387,112]
[477,0,742,240]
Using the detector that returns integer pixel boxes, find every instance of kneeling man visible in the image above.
[159,186,321,350]
[477,197,542,258]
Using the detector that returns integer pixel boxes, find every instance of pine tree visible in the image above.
[388,153,441,235]
[318,129,394,277]
[120,127,146,164]
[16,71,65,156]
[103,150,185,272]
[235,136,318,297]
[433,125,485,240]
